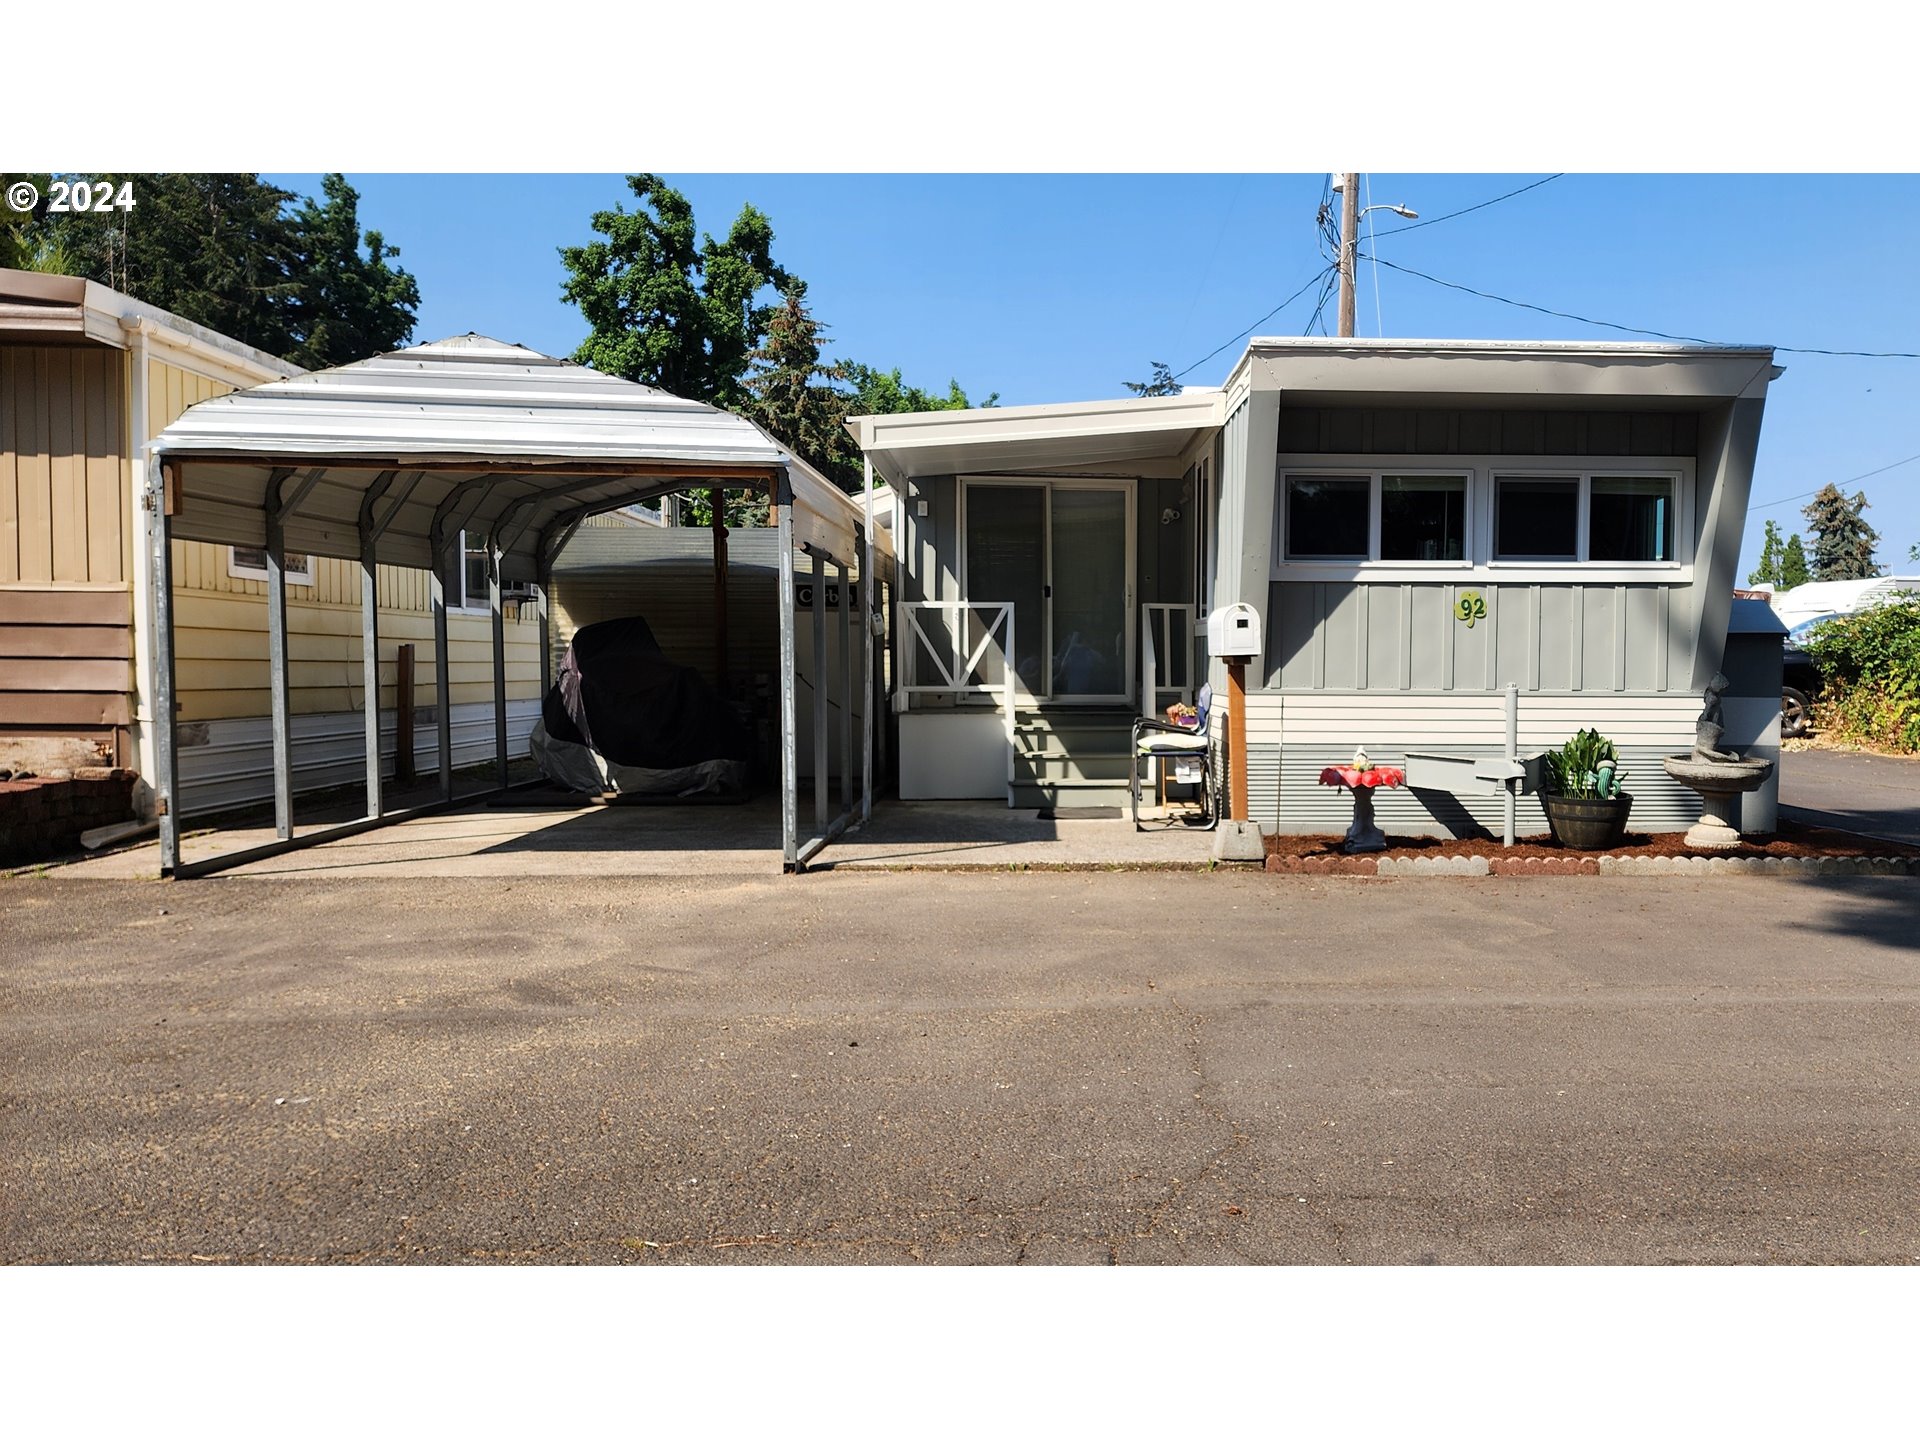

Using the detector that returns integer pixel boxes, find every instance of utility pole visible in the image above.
[1336,172,1359,338]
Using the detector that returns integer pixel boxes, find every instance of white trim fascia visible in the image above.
[852,391,1226,450]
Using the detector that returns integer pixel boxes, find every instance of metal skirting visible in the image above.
[1243,743,1283,825]
[1270,744,1704,835]
[176,699,540,818]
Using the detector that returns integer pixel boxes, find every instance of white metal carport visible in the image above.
[145,334,893,876]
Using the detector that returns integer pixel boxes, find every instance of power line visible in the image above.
[1365,252,1920,360]
[1750,452,1920,510]
[1172,264,1336,380]
[1365,174,1564,239]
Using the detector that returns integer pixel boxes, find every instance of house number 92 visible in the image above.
[1454,590,1487,628]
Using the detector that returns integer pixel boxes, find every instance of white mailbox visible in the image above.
[1207,603,1261,658]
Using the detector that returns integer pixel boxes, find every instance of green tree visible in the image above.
[282,174,420,369]
[1780,532,1811,589]
[39,173,302,355]
[1802,483,1882,581]
[10,173,418,367]
[1123,361,1182,397]
[560,174,790,409]
[741,281,854,489]
[1748,518,1782,586]
[843,363,993,415]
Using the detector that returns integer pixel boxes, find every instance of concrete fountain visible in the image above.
[1662,672,1774,850]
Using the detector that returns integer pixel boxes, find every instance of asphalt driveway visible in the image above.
[1780,745,1920,845]
[2,869,1915,1264]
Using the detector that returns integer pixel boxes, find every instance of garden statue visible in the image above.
[1691,672,1744,763]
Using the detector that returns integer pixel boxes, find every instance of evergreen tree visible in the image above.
[843,363,992,415]
[282,174,420,369]
[8,172,418,367]
[1780,533,1810,589]
[1748,518,1783,586]
[741,281,853,488]
[1123,361,1182,397]
[1802,484,1882,581]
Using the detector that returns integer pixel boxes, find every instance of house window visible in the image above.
[461,530,491,610]
[1285,477,1370,559]
[1494,478,1579,561]
[228,546,313,585]
[1493,473,1679,564]
[1282,471,1470,563]
[1380,475,1466,561]
[1589,476,1674,562]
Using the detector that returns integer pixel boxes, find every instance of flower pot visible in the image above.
[1541,792,1634,850]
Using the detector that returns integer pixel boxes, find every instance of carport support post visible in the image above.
[711,486,730,698]
[431,535,454,802]
[775,470,798,869]
[359,508,384,819]
[813,550,828,834]
[861,461,874,823]
[839,557,854,817]
[537,559,553,699]
[266,478,295,841]
[489,531,508,786]
[149,452,181,874]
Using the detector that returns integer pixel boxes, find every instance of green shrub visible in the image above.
[1804,592,1920,685]
[1805,593,1920,753]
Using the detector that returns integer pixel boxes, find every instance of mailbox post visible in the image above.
[1207,604,1261,825]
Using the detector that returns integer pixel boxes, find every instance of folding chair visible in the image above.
[1131,682,1217,831]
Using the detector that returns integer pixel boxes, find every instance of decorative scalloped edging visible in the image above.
[1597,854,1918,877]
[1488,855,1600,876]
[1264,851,1918,878]
[1375,855,1490,877]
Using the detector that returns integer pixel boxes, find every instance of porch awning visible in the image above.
[847,390,1226,484]
[154,334,891,579]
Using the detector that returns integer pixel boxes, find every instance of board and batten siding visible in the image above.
[1268,580,1693,694]
[1,345,127,585]
[0,345,133,754]
[1239,692,1707,834]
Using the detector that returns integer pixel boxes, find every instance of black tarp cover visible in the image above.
[543,616,751,770]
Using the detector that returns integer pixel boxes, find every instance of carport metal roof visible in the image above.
[156,333,890,581]
[146,334,889,879]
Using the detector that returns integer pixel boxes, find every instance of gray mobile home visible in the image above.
[849,338,1778,834]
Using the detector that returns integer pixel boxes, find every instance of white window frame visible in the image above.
[1490,467,1688,570]
[1271,454,1694,584]
[1278,466,1474,568]
[228,546,313,586]
[449,528,493,614]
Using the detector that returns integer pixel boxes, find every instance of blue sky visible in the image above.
[265,173,1920,577]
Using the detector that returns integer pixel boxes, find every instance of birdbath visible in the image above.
[1663,755,1773,849]
[1318,757,1405,854]
[1662,671,1775,849]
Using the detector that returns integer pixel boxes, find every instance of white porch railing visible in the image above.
[1141,603,1196,720]
[899,600,1019,802]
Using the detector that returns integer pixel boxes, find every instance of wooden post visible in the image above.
[711,486,730,697]
[1227,658,1249,823]
[395,644,416,786]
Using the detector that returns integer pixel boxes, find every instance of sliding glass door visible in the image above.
[962,480,1132,703]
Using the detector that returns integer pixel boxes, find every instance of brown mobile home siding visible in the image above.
[0,345,132,756]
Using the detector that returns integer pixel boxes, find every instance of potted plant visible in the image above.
[1541,728,1633,850]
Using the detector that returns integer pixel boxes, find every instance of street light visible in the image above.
[1331,174,1419,335]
